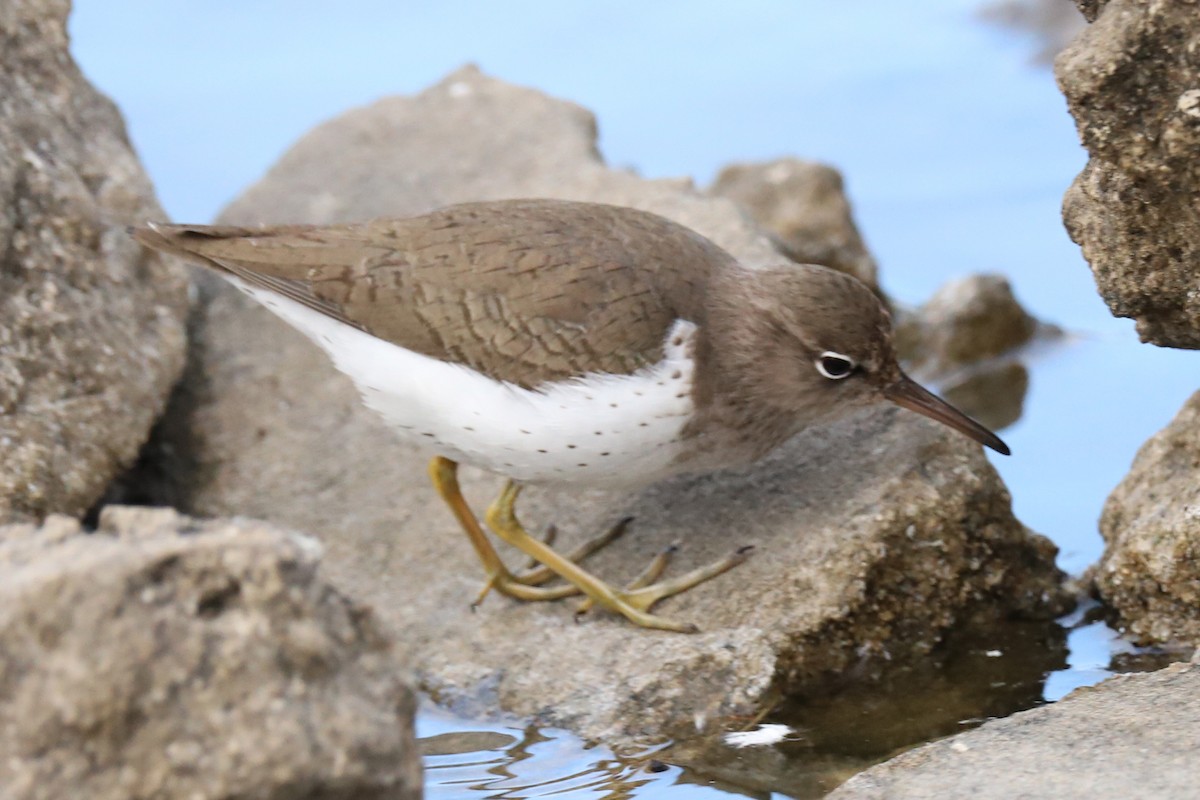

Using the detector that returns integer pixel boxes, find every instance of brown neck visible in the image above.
[681,265,820,465]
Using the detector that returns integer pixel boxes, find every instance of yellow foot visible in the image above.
[484,481,754,633]
[473,516,633,606]
[574,543,755,628]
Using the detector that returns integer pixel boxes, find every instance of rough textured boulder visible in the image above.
[147,66,1067,744]
[708,158,879,291]
[0,0,190,521]
[1057,0,1200,348]
[828,659,1200,799]
[1096,390,1200,644]
[0,507,420,800]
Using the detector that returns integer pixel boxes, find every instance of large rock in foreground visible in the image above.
[1096,390,1200,645]
[1057,0,1200,348]
[0,507,420,800]
[0,0,189,521]
[151,66,1066,744]
[829,659,1200,799]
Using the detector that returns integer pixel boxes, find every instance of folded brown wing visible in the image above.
[132,199,727,389]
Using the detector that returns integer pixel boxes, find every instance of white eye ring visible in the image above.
[815,351,856,380]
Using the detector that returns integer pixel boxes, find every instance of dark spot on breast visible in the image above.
[600,452,610,457]
[567,444,577,449]
[464,426,475,432]
[594,431,603,436]
[609,403,618,408]
[672,336,683,346]
[639,422,649,428]
[577,463,588,467]
[671,370,682,380]
[422,432,435,438]
[519,429,531,434]
[537,449,548,453]
[676,393,687,399]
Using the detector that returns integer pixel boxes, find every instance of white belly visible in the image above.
[228,276,699,488]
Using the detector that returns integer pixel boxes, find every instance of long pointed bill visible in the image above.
[884,375,1010,456]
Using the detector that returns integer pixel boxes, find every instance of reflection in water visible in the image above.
[941,360,1029,431]
[419,614,1090,799]
[672,613,1068,798]
[420,711,672,799]
[413,604,1189,800]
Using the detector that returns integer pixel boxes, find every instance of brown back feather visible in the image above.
[132,200,735,388]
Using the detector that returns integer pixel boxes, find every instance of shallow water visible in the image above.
[72,1,1200,796]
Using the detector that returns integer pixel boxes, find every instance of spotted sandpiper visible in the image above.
[133,199,1008,633]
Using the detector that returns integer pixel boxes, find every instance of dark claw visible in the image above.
[574,608,588,624]
[735,544,756,556]
[663,542,681,555]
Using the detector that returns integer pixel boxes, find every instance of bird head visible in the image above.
[720,263,1009,455]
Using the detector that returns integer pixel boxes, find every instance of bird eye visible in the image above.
[815,352,855,380]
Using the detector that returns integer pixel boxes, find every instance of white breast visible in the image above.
[227,276,698,488]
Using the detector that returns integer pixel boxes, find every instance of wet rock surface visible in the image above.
[142,66,1068,744]
[0,506,420,800]
[1057,0,1200,348]
[1096,390,1200,645]
[0,0,190,521]
[708,158,879,291]
[827,659,1200,799]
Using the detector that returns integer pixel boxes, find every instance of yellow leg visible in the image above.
[510,516,633,587]
[428,457,577,603]
[484,480,752,633]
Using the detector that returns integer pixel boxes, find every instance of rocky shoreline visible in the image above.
[1,0,1197,797]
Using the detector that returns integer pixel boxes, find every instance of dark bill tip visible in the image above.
[884,375,1010,456]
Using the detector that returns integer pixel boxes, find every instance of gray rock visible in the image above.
[0,0,190,521]
[708,158,880,291]
[895,275,1049,431]
[897,275,1040,375]
[0,506,420,800]
[1074,0,1105,22]
[1056,0,1200,348]
[979,0,1086,64]
[150,66,1066,744]
[1096,390,1200,645]
[827,660,1200,799]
